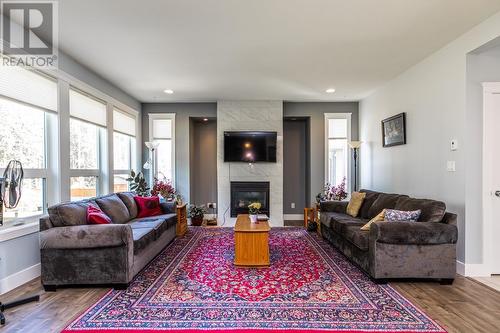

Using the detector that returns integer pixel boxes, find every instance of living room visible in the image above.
[1,1,500,332]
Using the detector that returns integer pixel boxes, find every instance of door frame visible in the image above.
[482,82,500,276]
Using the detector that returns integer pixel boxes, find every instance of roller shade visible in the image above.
[0,65,57,111]
[152,119,172,139]
[69,89,107,126]
[113,109,136,136]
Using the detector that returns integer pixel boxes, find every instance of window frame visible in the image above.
[68,116,102,200]
[0,74,56,224]
[324,113,352,193]
[148,113,176,186]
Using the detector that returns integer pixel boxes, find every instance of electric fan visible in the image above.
[0,160,40,325]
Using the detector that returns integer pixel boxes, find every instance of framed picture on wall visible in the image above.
[381,113,406,147]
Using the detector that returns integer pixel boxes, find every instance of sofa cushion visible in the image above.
[134,196,163,218]
[128,214,177,239]
[320,201,348,214]
[346,192,366,217]
[343,226,370,251]
[394,197,446,222]
[132,227,156,254]
[367,193,408,219]
[117,192,139,219]
[87,205,112,225]
[96,194,131,224]
[359,190,381,219]
[328,212,366,234]
[48,200,97,227]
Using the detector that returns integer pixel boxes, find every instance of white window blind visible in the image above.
[0,65,57,111]
[113,109,136,136]
[69,89,107,126]
[152,119,172,139]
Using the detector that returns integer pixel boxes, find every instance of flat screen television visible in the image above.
[224,131,277,162]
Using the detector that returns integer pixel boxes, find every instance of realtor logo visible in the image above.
[0,0,58,68]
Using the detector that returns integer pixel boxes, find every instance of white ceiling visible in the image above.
[58,0,500,102]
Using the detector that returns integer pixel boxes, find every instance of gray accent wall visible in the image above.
[141,103,217,202]
[189,119,218,207]
[283,118,309,215]
[283,102,359,205]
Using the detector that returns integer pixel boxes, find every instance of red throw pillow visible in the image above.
[134,196,162,218]
[87,205,112,225]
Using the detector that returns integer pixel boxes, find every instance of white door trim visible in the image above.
[481,82,500,276]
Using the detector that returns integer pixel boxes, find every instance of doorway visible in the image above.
[283,118,310,224]
[482,82,500,278]
[189,118,217,208]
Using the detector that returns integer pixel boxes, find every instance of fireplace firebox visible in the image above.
[230,181,270,217]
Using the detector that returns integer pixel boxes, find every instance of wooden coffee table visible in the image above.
[234,214,271,267]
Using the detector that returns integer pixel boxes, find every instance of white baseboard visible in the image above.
[456,260,491,277]
[284,214,303,221]
[0,263,40,295]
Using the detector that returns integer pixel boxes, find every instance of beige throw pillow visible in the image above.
[361,209,386,231]
[346,192,366,217]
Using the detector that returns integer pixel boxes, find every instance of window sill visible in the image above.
[0,217,40,242]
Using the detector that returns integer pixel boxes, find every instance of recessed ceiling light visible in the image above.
[163,89,174,94]
[326,88,336,93]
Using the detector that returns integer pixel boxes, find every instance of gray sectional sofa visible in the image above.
[320,189,458,283]
[39,192,178,291]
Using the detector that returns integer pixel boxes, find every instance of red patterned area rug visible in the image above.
[62,228,446,333]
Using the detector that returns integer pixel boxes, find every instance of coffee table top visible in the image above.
[234,214,271,232]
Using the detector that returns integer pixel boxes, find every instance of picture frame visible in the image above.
[381,113,406,147]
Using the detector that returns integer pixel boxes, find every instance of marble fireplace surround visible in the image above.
[217,100,284,227]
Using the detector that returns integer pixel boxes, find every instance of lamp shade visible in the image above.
[348,141,362,149]
[145,141,160,150]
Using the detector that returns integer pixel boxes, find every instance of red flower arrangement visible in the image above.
[151,178,176,201]
[324,177,348,201]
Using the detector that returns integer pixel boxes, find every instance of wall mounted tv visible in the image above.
[224,131,277,163]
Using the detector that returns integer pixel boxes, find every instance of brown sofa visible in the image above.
[320,189,458,284]
[39,192,178,291]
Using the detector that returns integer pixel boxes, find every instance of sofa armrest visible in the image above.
[370,221,458,245]
[320,201,348,213]
[160,201,177,214]
[40,224,133,250]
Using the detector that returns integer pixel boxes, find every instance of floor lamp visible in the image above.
[348,141,362,192]
[144,141,160,185]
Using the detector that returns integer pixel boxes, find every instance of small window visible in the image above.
[325,114,351,191]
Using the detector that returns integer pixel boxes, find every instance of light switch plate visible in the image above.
[450,139,458,151]
[447,161,456,172]
[291,203,295,209]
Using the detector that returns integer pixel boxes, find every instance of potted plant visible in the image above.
[188,204,207,226]
[318,177,348,202]
[248,202,261,223]
[151,177,176,201]
[126,170,150,197]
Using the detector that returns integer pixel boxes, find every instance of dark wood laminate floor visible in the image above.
[0,276,499,333]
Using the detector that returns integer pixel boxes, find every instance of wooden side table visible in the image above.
[304,207,316,228]
[176,204,187,236]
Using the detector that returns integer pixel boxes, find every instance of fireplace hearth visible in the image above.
[230,181,270,217]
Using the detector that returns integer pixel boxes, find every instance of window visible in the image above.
[69,89,106,200]
[149,114,175,184]
[0,65,56,225]
[113,109,137,192]
[325,113,351,191]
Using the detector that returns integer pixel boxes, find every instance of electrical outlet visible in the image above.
[447,161,456,172]
[291,203,295,209]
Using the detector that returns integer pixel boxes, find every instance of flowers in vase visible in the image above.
[319,177,348,201]
[151,177,176,201]
[248,202,261,215]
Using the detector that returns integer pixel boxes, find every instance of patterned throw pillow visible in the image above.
[384,209,421,222]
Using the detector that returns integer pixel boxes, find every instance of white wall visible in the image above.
[217,101,284,227]
[359,10,500,267]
